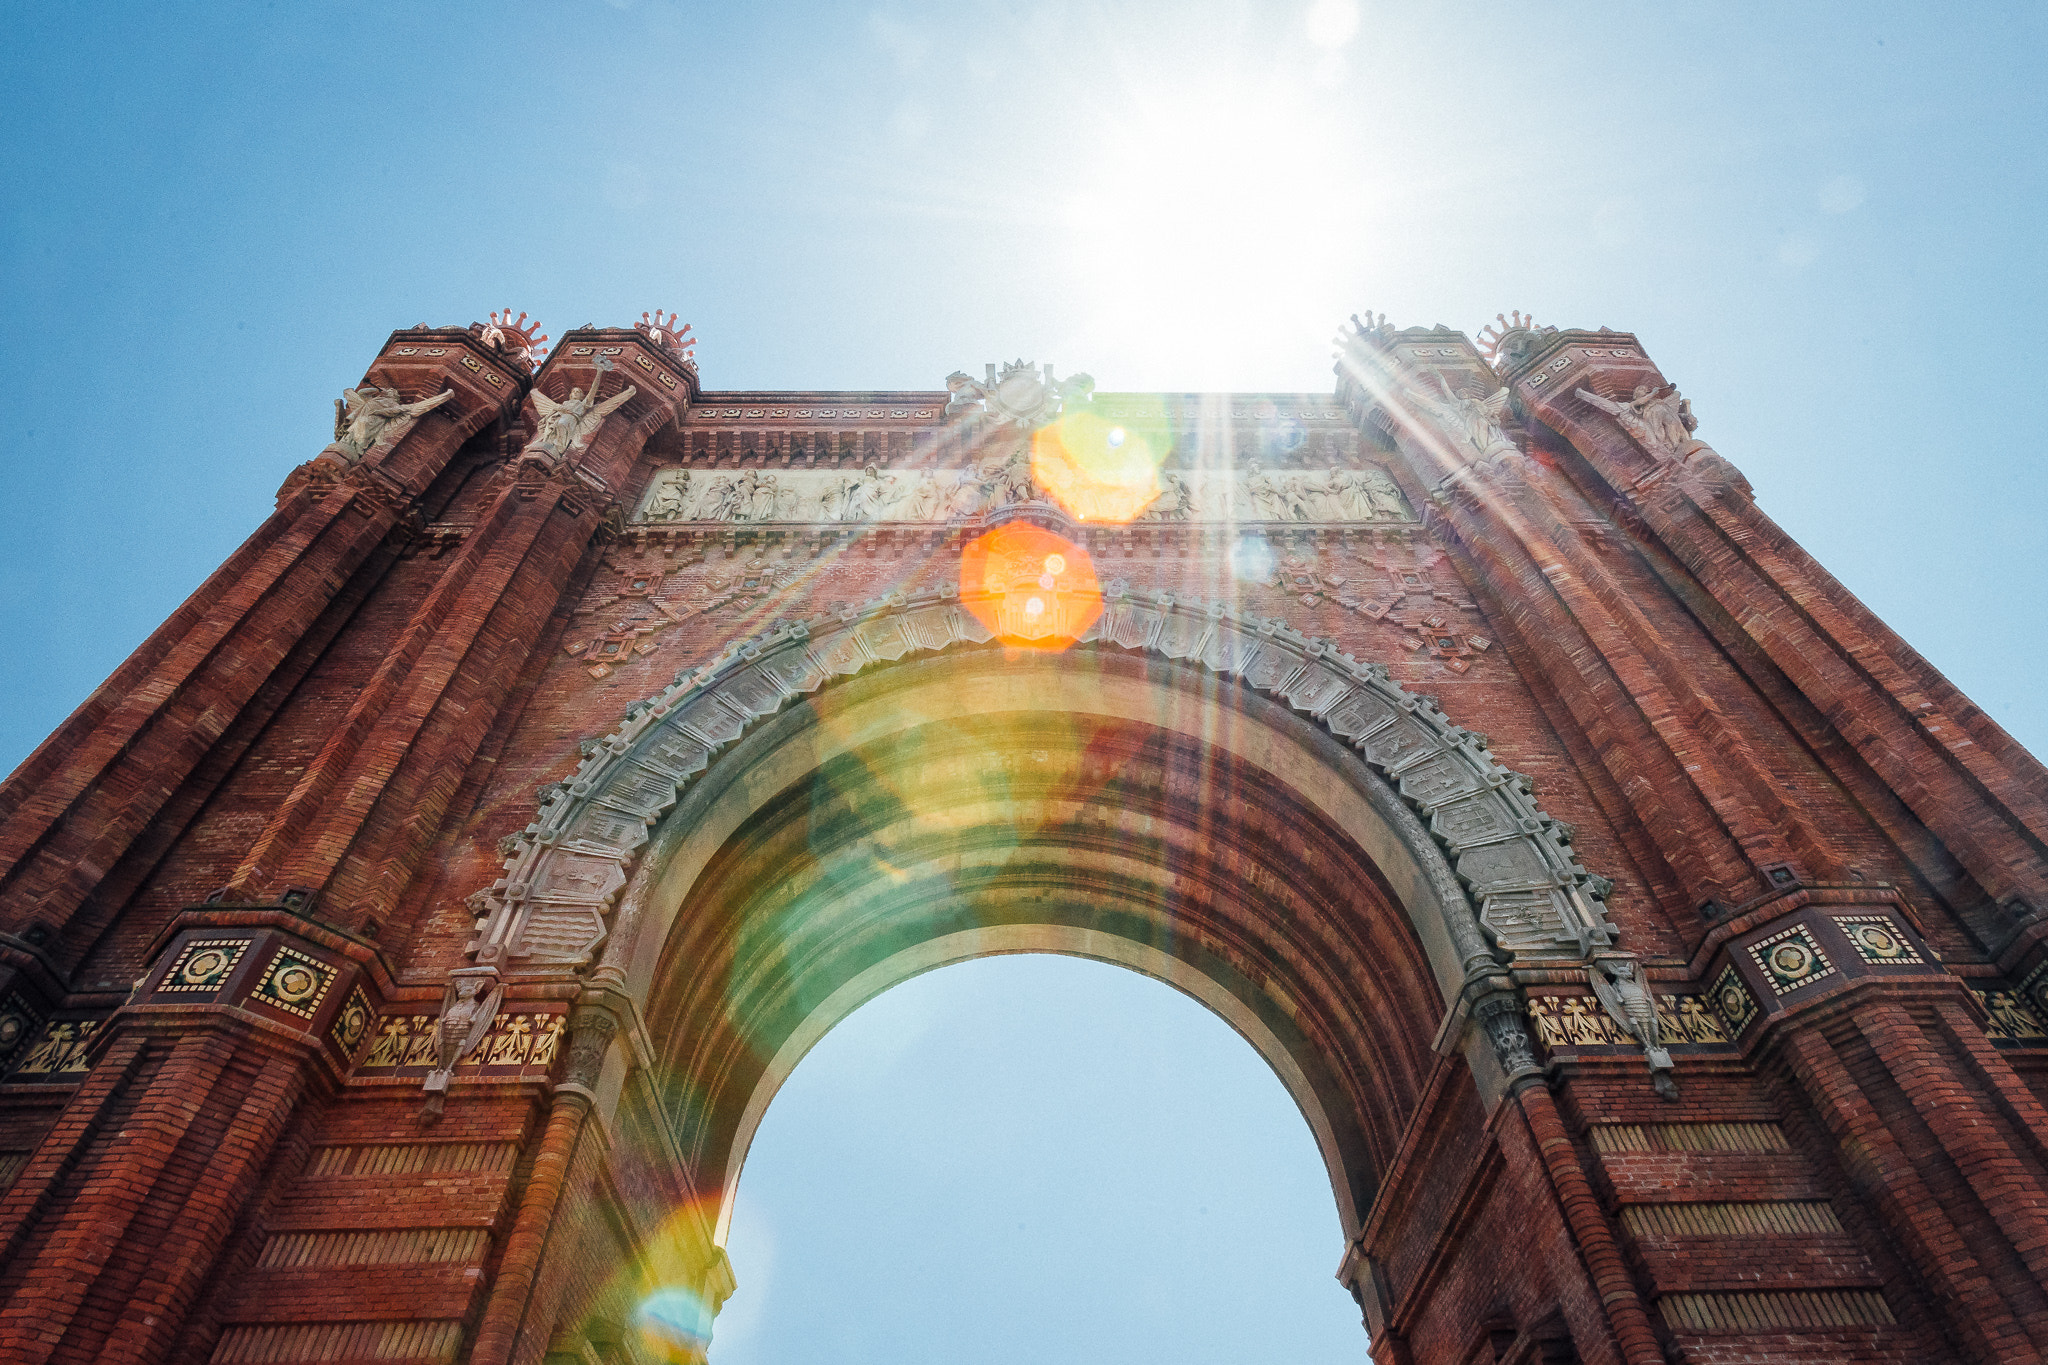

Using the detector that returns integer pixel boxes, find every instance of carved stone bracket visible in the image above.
[465,588,1618,979]
[1475,992,1541,1084]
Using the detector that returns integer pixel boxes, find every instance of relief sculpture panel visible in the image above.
[632,460,1412,525]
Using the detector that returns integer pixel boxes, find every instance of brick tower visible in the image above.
[0,310,2043,1365]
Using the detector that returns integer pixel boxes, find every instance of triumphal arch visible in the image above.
[1,306,2045,1365]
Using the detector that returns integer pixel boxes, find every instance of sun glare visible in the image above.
[1058,73,1371,385]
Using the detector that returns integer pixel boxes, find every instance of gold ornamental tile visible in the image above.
[1835,914,1924,966]
[161,938,251,993]
[250,947,337,1021]
[1749,925,1836,997]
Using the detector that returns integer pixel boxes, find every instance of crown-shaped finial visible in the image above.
[477,310,549,370]
[635,311,696,365]
[1475,310,1553,367]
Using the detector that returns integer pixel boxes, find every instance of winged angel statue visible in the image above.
[1574,382,1699,461]
[327,385,454,462]
[1402,373,1519,464]
[524,355,637,462]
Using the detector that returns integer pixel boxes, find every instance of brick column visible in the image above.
[1693,893,2048,1359]
[0,331,524,967]
[1336,327,1784,908]
[226,328,695,936]
[1510,330,2048,927]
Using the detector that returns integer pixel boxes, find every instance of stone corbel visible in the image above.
[1473,990,1541,1086]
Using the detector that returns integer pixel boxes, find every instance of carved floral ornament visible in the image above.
[464,587,1618,978]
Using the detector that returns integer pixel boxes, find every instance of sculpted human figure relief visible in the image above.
[524,355,638,463]
[641,470,692,521]
[630,461,1418,524]
[326,385,453,462]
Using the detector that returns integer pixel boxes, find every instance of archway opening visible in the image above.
[708,953,1369,1363]
[479,596,1616,1363]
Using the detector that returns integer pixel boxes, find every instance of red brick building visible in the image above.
[0,311,2043,1365]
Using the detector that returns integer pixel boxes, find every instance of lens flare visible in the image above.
[636,1286,713,1363]
[1031,409,1163,523]
[958,524,1102,650]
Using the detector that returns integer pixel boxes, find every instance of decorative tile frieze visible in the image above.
[354,1010,566,1078]
[7,1019,99,1078]
[1973,988,2048,1044]
[1748,925,1836,996]
[1524,992,1730,1050]
[1834,913,1923,966]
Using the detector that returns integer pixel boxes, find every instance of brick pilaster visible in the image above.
[0,331,524,967]
[228,329,695,935]
[1512,331,2048,927]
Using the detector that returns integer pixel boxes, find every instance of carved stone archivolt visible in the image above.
[465,588,1617,976]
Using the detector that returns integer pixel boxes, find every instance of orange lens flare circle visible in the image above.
[958,524,1102,651]
[1030,409,1162,524]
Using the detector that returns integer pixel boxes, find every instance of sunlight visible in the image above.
[1057,73,1374,386]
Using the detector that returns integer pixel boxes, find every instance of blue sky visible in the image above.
[4,3,2044,1361]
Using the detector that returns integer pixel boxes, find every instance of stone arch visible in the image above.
[472,585,1615,988]
[460,586,1620,1243]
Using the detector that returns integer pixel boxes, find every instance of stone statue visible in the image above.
[1404,374,1516,463]
[524,356,638,462]
[421,968,504,1120]
[944,370,987,419]
[946,468,985,519]
[906,470,947,521]
[1153,470,1195,520]
[946,360,1093,429]
[1589,956,1677,1099]
[1357,467,1410,519]
[1575,383,1701,461]
[821,473,857,522]
[853,464,904,519]
[328,385,453,462]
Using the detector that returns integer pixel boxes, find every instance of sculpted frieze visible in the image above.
[631,461,1413,525]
